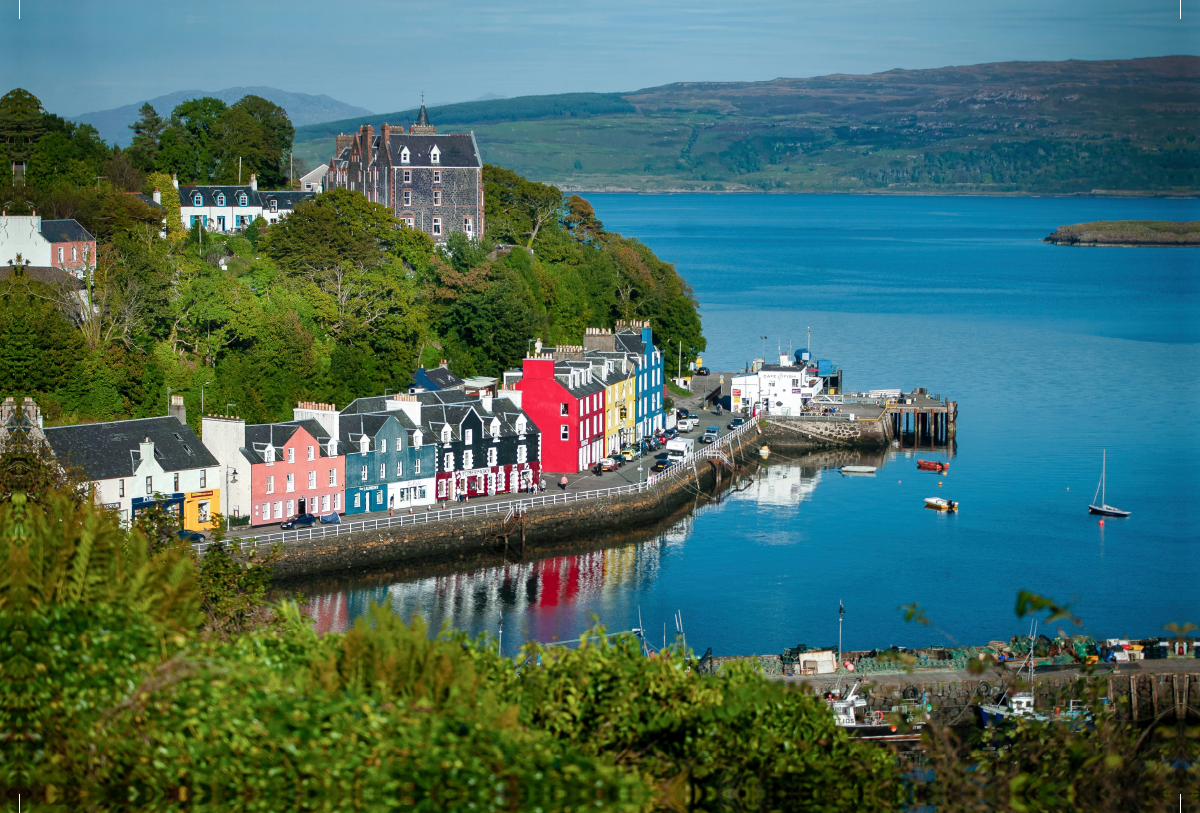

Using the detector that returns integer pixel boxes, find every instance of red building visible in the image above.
[514,355,606,473]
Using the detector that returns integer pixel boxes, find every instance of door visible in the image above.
[298,497,306,515]
[217,216,226,232]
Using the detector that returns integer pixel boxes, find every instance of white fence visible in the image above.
[194,416,761,555]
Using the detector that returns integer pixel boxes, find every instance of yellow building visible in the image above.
[583,327,639,457]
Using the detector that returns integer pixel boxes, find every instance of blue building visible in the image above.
[615,320,664,441]
[411,362,465,392]
[339,411,436,514]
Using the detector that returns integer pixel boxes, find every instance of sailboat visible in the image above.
[1088,450,1130,517]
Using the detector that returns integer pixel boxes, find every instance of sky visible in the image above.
[3,0,1197,118]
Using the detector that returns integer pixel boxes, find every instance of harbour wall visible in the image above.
[268,441,758,581]
[762,414,892,450]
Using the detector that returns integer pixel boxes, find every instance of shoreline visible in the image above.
[563,188,1200,199]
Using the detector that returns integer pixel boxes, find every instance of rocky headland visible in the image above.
[1044,220,1200,247]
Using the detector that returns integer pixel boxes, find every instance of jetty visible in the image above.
[760,389,956,451]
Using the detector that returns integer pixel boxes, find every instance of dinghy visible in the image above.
[1088,450,1130,517]
[917,460,949,472]
[924,497,958,512]
[840,465,877,475]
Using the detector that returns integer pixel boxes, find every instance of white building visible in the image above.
[43,415,223,532]
[175,173,316,232]
[299,164,328,192]
[731,353,826,415]
[0,214,96,278]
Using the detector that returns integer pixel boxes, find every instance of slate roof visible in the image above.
[554,361,605,399]
[127,192,165,211]
[44,417,218,482]
[258,190,315,212]
[39,219,94,243]
[241,419,336,465]
[615,330,646,356]
[419,366,465,390]
[385,133,482,168]
[177,186,316,211]
[0,265,85,289]
[338,413,394,451]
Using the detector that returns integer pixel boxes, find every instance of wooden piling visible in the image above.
[1152,675,1159,715]
[1130,676,1138,721]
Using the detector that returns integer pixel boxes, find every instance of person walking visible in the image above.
[540,478,547,493]
[559,475,568,491]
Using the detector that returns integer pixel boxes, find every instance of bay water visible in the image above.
[301,194,1200,656]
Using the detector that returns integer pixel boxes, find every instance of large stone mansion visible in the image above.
[325,105,484,243]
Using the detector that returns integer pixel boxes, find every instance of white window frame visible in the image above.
[308,470,316,489]
[401,147,410,164]
[430,146,440,164]
[464,217,473,236]
[431,217,442,236]
[380,462,386,480]
[273,501,282,519]
[238,192,248,206]
[464,428,473,445]
[414,459,421,474]
[432,190,441,206]
[285,473,295,492]
[560,425,569,441]
[487,447,497,467]
[193,193,203,206]
[329,468,336,486]
[307,445,315,461]
[361,465,368,481]
[266,475,275,494]
[287,448,295,464]
[216,193,226,206]
[403,169,411,183]
[403,190,411,206]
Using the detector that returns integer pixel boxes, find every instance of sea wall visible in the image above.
[269,449,751,581]
[762,415,892,450]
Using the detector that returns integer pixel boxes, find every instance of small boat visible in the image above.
[917,460,949,472]
[924,497,958,512]
[827,680,924,742]
[759,445,770,459]
[319,511,341,524]
[1088,450,1130,517]
[840,465,877,475]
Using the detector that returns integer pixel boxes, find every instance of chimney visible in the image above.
[249,173,258,192]
[171,173,178,189]
[497,388,522,409]
[139,437,156,473]
[553,345,584,363]
[480,395,493,412]
[582,326,615,353]
[152,188,161,204]
[336,133,354,153]
[169,394,186,424]
[293,400,339,438]
[386,392,422,427]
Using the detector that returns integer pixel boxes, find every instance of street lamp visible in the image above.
[225,466,239,533]
[226,402,236,417]
[201,381,211,416]
[637,464,643,484]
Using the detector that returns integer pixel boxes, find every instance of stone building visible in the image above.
[326,104,484,243]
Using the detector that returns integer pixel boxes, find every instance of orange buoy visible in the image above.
[1099,519,1105,526]
[938,481,943,487]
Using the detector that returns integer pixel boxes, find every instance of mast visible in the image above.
[1102,449,1106,506]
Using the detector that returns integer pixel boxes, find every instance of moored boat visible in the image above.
[840,465,877,475]
[924,497,958,512]
[917,460,948,472]
[1088,450,1129,517]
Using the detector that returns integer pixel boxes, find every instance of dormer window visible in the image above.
[430,146,440,164]
[413,430,422,448]
[400,147,410,164]
[215,193,226,206]
[516,417,527,435]
[490,418,500,437]
[238,193,248,206]
[328,439,338,457]
[269,199,278,213]
[192,193,203,206]
[441,426,451,443]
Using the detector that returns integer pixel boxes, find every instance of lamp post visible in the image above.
[226,402,236,417]
[637,464,643,485]
[225,465,239,533]
[838,600,844,667]
[201,381,211,416]
[165,386,172,415]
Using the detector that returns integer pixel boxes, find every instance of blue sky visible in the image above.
[4,0,1196,117]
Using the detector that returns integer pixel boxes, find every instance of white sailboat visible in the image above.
[1088,450,1130,517]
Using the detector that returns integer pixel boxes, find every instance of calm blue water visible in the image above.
[301,195,1200,656]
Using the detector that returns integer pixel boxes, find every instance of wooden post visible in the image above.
[1130,676,1138,721]
[1152,675,1159,716]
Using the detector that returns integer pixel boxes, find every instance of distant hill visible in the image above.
[293,56,1199,195]
[75,87,373,147]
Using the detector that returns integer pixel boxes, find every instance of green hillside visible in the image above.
[294,57,1200,195]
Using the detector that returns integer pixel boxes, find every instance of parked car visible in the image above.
[727,417,745,430]
[703,426,721,443]
[677,417,699,432]
[643,437,661,452]
[281,513,318,530]
[620,446,638,461]
[598,457,621,471]
[675,407,691,419]
[696,366,710,376]
[651,459,673,472]
[661,427,678,440]
[175,529,206,543]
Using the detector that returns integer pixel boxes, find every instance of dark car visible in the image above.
[696,367,710,376]
[661,427,677,440]
[675,408,690,419]
[727,417,745,430]
[281,513,318,530]
[175,529,207,543]
[651,459,673,472]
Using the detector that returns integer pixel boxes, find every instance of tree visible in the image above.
[0,88,45,166]
[126,103,165,172]
[482,164,565,247]
[229,95,293,188]
[156,97,227,182]
[563,194,605,244]
[438,280,541,377]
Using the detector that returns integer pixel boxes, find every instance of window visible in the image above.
[433,170,441,183]
[517,445,528,464]
[414,459,421,474]
[487,447,497,467]
[431,217,442,236]
[335,493,341,510]
[380,438,387,453]
[146,475,153,494]
[72,246,78,262]
[260,502,268,518]
[403,190,411,206]
[464,429,473,445]
[193,193,203,206]
[269,199,278,213]
[560,425,569,441]
[266,475,275,494]
[286,499,294,516]
[403,169,411,183]
[401,147,410,164]
[464,217,473,236]
[380,463,386,480]
[215,193,226,206]
[376,488,383,504]
[308,470,316,489]
[396,461,403,478]
[464,451,474,469]
[329,468,336,486]
[444,452,454,471]
[402,216,414,227]
[57,246,64,264]
[432,190,441,206]
[792,378,799,387]
[119,479,125,497]
[238,193,248,206]
[307,445,315,461]
[322,495,330,512]
[200,470,206,488]
[198,501,210,522]
[430,146,440,164]
[287,448,295,464]
[274,501,283,519]
[560,402,569,416]
[354,492,361,508]
[579,421,584,438]
[361,465,368,481]
[286,472,295,492]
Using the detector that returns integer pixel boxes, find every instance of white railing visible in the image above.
[193,417,760,555]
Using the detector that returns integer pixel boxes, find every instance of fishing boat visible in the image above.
[924,497,958,512]
[840,465,877,475]
[826,681,924,742]
[1088,450,1130,517]
[917,460,949,472]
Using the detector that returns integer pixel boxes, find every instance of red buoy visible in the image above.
[1099,519,1105,526]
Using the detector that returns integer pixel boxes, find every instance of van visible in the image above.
[666,438,695,463]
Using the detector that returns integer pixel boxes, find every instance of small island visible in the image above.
[1044,220,1200,247]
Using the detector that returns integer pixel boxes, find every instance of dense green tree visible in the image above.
[0,88,45,167]
[156,97,227,182]
[125,103,165,172]
[0,274,86,396]
[225,95,294,187]
[438,279,543,377]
